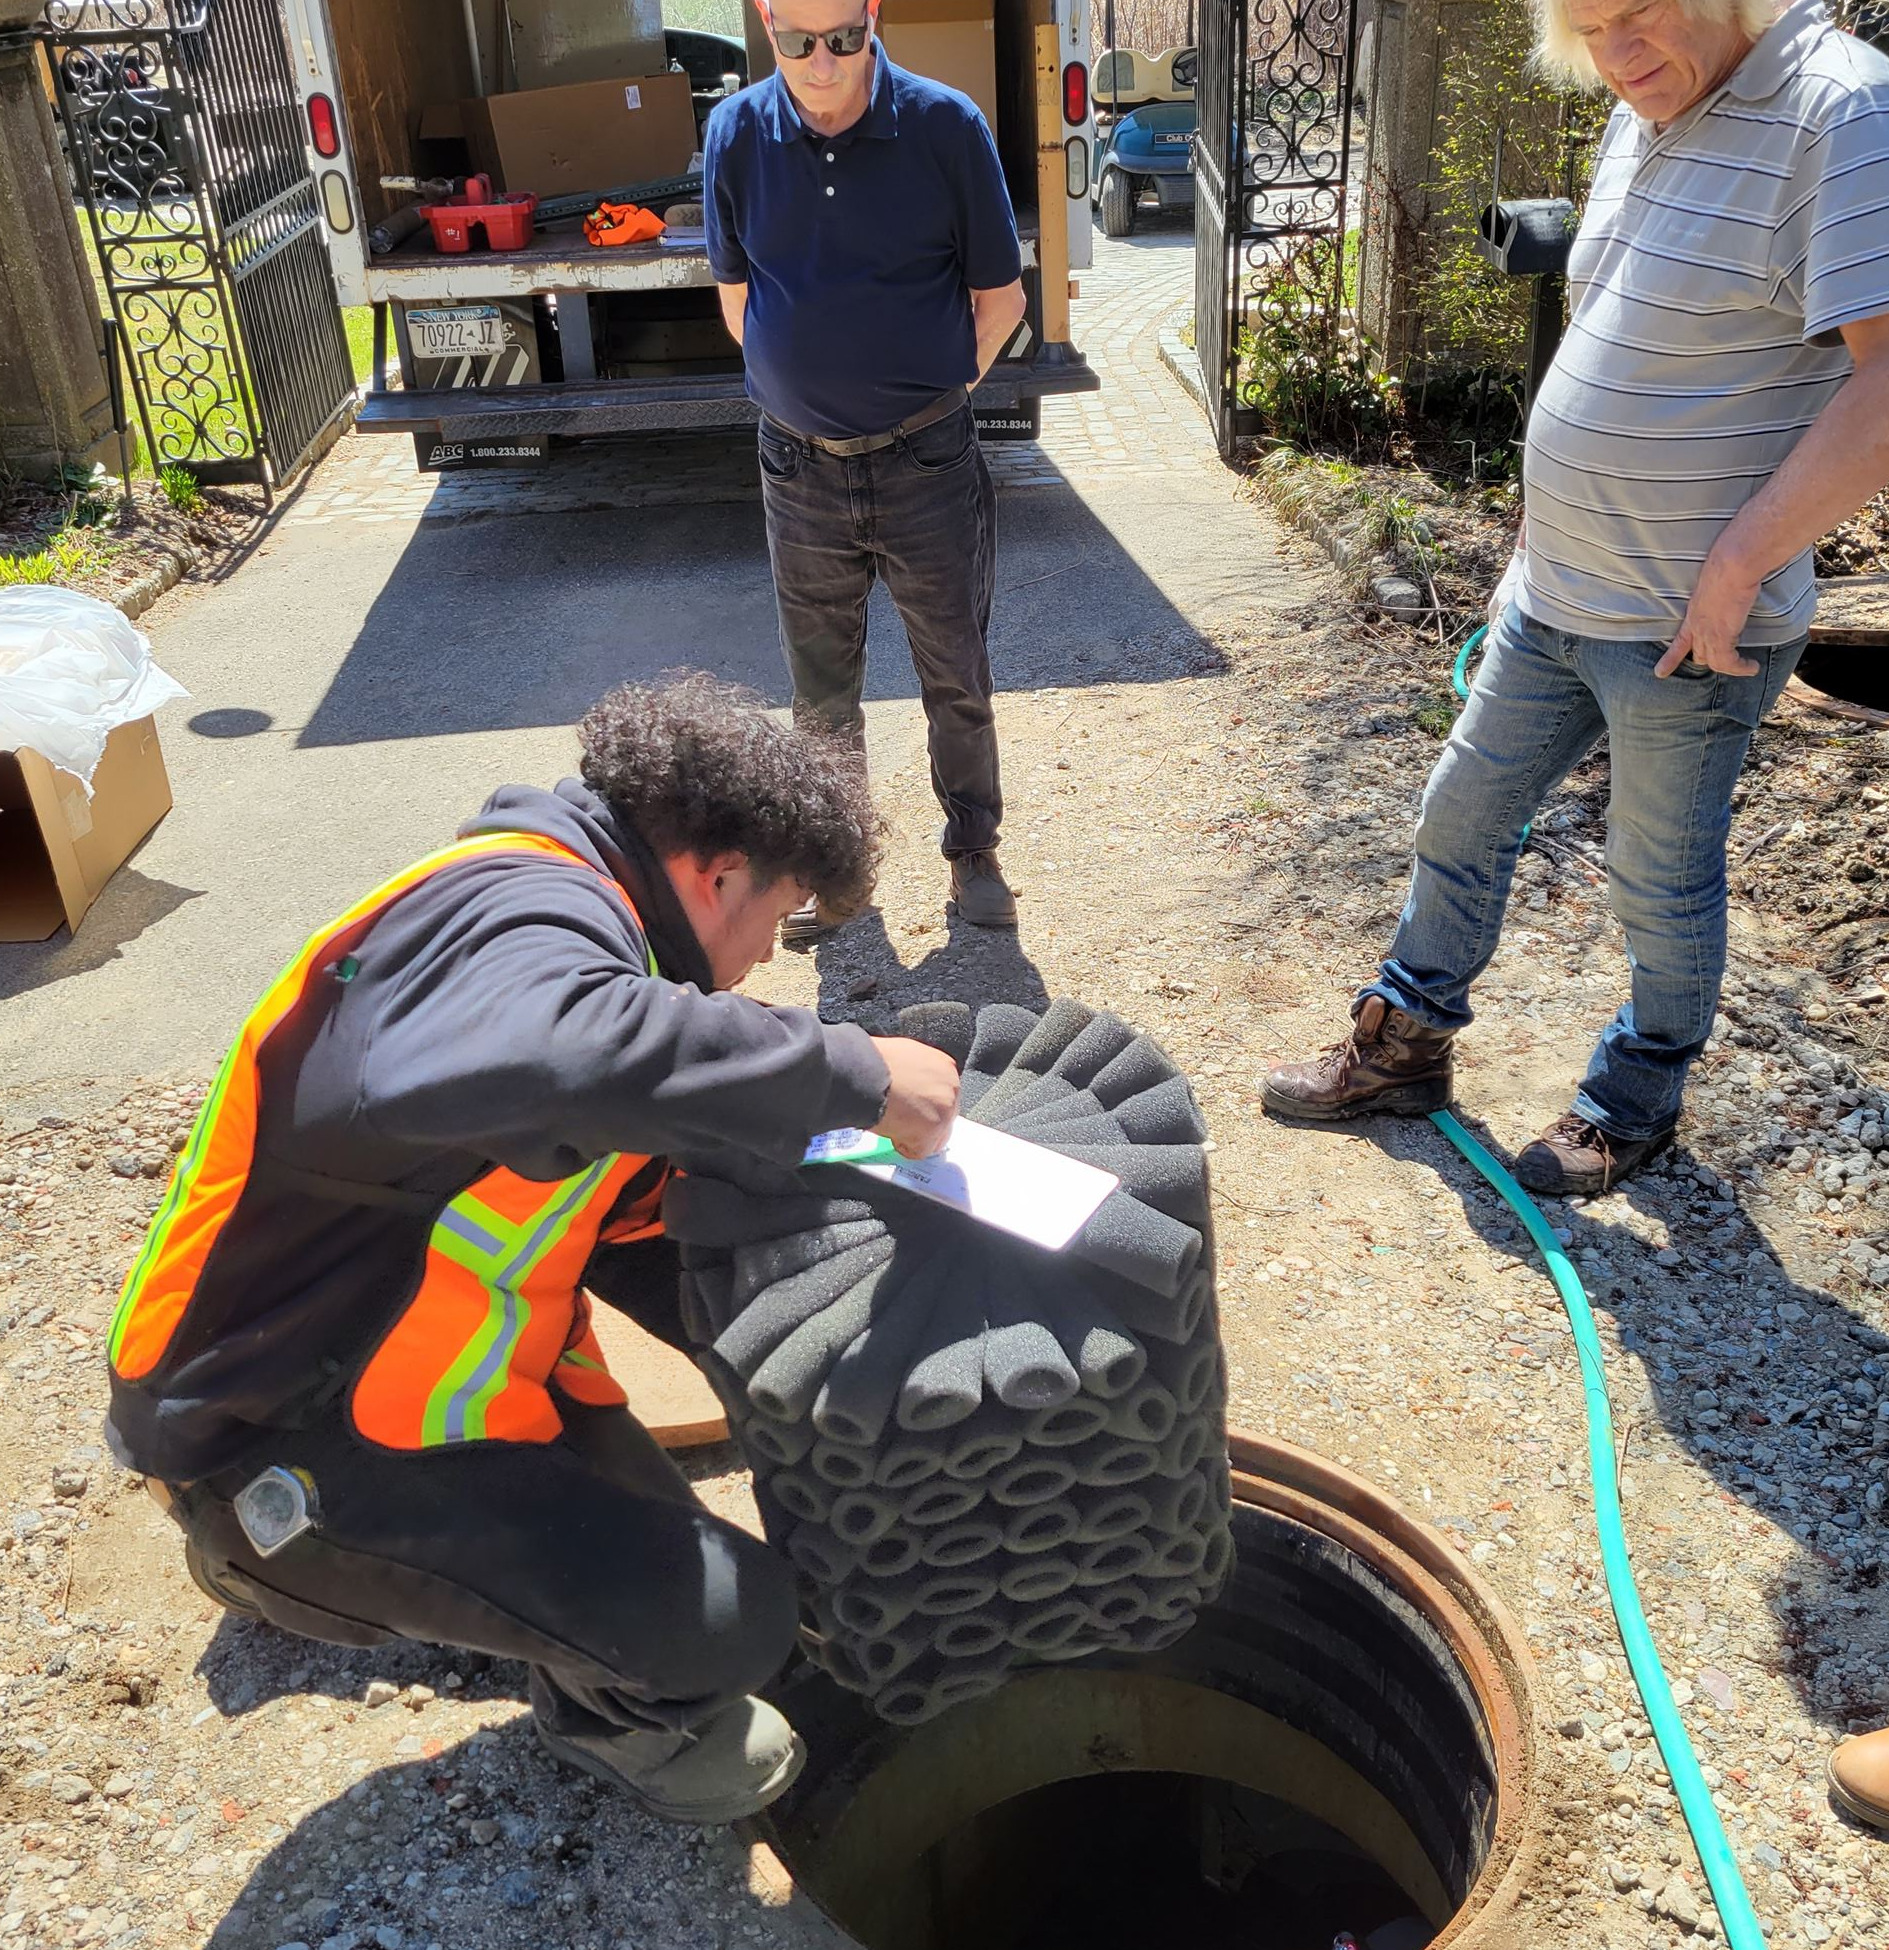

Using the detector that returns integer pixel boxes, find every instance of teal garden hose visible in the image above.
[1425,622,1767,1946]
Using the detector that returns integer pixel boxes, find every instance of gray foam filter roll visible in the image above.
[1034,1276,1146,1399]
[662,1176,873,1248]
[959,1002,1044,1112]
[1111,1075,1211,1147]
[964,1060,1058,1130]
[982,1285,1082,1411]
[732,1219,886,1312]
[712,1235,896,1380]
[1066,1191,1203,1303]
[1050,1145,1212,1231]
[747,1256,904,1422]
[813,1257,953,1446]
[1084,1262,1211,1345]
[1104,1379,1180,1444]
[895,1276,990,1432]
[995,1101,1122,1146]
[895,1000,976,1069]
[1086,1038,1180,1110]
[1045,1011,1140,1087]
[1009,996,1098,1074]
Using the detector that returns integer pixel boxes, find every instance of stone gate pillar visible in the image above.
[0,3,117,481]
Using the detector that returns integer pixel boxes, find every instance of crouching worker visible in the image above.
[103,674,960,1824]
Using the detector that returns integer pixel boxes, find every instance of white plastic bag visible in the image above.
[0,587,189,793]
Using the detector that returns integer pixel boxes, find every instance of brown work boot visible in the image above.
[779,897,851,950]
[1513,1112,1674,1197]
[949,850,1018,929]
[1828,1727,1889,1832]
[1260,995,1454,1122]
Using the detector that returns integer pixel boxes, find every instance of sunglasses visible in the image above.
[773,14,872,57]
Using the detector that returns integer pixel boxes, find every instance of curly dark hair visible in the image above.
[578,673,881,914]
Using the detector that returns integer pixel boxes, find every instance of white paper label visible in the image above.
[847,1119,1119,1252]
[624,84,642,111]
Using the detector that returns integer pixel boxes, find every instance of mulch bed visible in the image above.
[0,474,265,611]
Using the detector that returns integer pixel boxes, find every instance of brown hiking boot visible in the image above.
[949,851,1017,929]
[1513,1113,1674,1196]
[1261,995,1454,1123]
[1828,1727,1889,1832]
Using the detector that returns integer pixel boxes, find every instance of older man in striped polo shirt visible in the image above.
[1266,0,1889,1189]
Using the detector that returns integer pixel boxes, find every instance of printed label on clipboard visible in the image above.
[803,1119,1118,1251]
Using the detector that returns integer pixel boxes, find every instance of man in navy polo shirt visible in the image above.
[705,0,1028,937]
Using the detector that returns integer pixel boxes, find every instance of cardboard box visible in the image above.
[879,0,999,130]
[0,716,172,941]
[435,70,698,198]
[502,0,664,92]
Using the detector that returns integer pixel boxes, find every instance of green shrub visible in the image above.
[1235,238,1401,454]
[160,463,204,515]
[0,532,112,587]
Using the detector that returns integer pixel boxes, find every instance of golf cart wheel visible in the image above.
[1099,169,1137,238]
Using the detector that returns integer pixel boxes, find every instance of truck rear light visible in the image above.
[1065,136,1088,199]
[320,169,355,233]
[1063,61,1088,126]
[307,92,341,158]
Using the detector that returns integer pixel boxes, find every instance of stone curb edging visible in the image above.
[113,540,196,622]
[1155,310,1210,422]
[107,399,353,620]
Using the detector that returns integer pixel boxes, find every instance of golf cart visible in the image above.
[1092,49,1197,237]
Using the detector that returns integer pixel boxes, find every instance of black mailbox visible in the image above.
[1476,198,1576,278]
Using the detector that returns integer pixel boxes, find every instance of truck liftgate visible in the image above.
[282,0,1098,467]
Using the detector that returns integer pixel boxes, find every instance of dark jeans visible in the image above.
[167,1401,799,1739]
[758,401,1002,857]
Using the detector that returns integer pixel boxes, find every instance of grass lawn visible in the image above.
[342,305,375,386]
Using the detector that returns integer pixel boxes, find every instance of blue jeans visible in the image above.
[757,402,1001,858]
[1365,602,1802,1141]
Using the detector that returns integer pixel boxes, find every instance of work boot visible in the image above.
[779,897,850,950]
[1260,995,1454,1122]
[536,1695,805,1826]
[182,1536,265,1620]
[1513,1112,1675,1197]
[949,851,1017,929]
[1828,1727,1889,1832]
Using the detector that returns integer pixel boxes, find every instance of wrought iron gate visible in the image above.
[41,0,355,489]
[1194,0,1360,459]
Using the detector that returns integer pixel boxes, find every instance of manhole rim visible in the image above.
[1225,1431,1540,1949]
[740,1428,1542,1950]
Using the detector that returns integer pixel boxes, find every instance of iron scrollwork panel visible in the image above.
[44,2,264,478]
[1192,0,1359,449]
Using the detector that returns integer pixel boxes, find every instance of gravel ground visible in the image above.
[6,527,1889,1949]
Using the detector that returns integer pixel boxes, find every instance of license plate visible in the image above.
[406,305,505,359]
[1155,132,1190,146]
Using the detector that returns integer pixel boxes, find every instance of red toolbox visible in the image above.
[418,175,538,254]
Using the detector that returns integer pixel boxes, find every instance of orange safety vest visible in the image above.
[109,833,666,1450]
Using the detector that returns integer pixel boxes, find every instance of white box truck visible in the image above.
[279,0,1098,468]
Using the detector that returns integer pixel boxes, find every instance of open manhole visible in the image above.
[755,1432,1536,1950]
[1798,641,1889,713]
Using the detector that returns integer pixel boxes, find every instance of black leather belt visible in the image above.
[764,386,969,458]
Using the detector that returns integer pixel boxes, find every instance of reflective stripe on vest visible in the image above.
[349,1152,644,1447]
[108,834,661,1440]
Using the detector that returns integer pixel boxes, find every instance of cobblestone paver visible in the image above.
[276,227,1210,529]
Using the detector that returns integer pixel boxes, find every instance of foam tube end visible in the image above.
[897,1001,976,1069]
